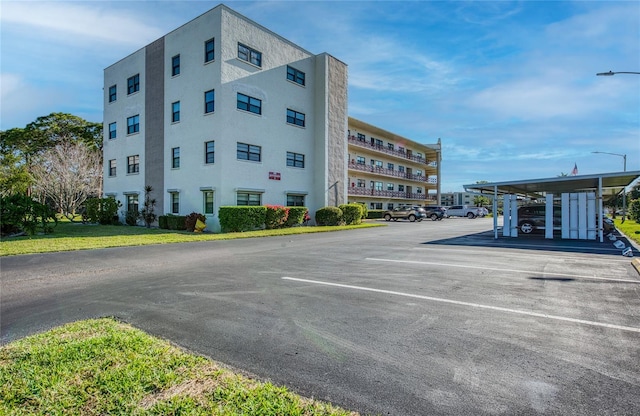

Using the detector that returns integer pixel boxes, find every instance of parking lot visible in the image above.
[2,217,639,415]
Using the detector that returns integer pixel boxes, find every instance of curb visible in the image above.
[633,258,640,276]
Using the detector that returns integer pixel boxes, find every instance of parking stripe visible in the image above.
[282,277,640,333]
[366,257,640,284]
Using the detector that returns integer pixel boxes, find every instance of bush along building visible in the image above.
[102,4,441,231]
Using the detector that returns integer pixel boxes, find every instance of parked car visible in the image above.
[383,206,426,222]
[517,204,561,234]
[517,204,615,234]
[423,206,446,221]
[446,205,487,218]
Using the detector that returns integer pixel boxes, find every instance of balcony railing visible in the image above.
[348,187,436,201]
[348,162,438,184]
[348,135,437,167]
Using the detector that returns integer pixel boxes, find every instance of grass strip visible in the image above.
[613,218,640,246]
[0,222,384,257]
[0,318,358,416]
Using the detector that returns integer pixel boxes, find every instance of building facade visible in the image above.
[347,118,441,210]
[103,4,439,230]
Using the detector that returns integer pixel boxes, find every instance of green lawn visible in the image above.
[614,218,640,246]
[0,221,383,257]
[0,318,358,416]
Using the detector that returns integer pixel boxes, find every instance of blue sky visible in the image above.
[1,0,638,192]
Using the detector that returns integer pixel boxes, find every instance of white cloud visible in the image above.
[1,1,164,47]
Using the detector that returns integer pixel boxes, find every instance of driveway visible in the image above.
[2,218,639,415]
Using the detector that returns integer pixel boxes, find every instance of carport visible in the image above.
[464,171,640,242]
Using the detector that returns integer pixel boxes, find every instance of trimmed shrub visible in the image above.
[339,203,363,225]
[367,209,385,219]
[315,206,343,226]
[265,205,289,229]
[185,212,206,232]
[0,194,57,235]
[219,206,267,232]
[159,215,187,230]
[285,207,308,227]
[85,197,121,225]
[357,203,368,220]
[629,198,640,222]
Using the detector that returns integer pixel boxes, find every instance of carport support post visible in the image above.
[493,185,498,239]
[598,176,603,242]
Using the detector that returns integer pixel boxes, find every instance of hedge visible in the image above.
[315,206,343,226]
[158,215,187,230]
[338,203,363,225]
[219,206,267,232]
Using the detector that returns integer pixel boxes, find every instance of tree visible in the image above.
[0,113,102,196]
[473,195,491,207]
[140,185,157,228]
[30,141,102,220]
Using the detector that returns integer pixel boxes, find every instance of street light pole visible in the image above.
[592,151,627,220]
[596,71,640,76]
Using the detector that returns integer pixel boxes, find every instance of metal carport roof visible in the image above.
[464,171,640,199]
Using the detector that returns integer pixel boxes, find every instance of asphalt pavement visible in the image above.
[2,217,640,415]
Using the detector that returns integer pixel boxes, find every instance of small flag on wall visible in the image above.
[571,163,578,176]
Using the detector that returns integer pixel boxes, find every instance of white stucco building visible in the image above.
[103,4,440,230]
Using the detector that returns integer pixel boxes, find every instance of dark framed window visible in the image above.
[108,85,117,102]
[205,141,215,164]
[205,38,215,63]
[127,74,139,95]
[388,163,394,170]
[388,143,394,150]
[286,66,305,86]
[356,156,365,164]
[170,193,179,214]
[357,133,365,141]
[172,147,180,168]
[287,194,305,207]
[286,109,305,127]
[127,194,139,213]
[387,183,394,191]
[172,101,180,122]
[172,55,180,76]
[108,159,116,177]
[237,93,261,114]
[108,122,117,139]
[204,89,215,114]
[286,151,304,168]
[127,115,139,134]
[237,142,261,162]
[203,191,214,214]
[237,192,261,206]
[237,43,262,67]
[127,155,139,174]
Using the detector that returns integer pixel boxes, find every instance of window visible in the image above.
[286,109,305,127]
[127,115,139,134]
[287,194,305,207]
[286,65,305,86]
[127,74,139,95]
[172,101,180,122]
[170,193,179,214]
[237,142,261,162]
[387,203,394,210]
[171,147,180,168]
[387,163,394,170]
[387,183,394,191]
[205,38,215,63]
[398,146,405,153]
[357,133,366,141]
[417,187,422,194]
[172,55,180,76]
[375,139,383,147]
[356,156,365,165]
[416,169,423,176]
[371,202,382,210]
[375,160,383,169]
[374,182,383,191]
[108,159,116,177]
[237,192,261,206]
[417,152,423,159]
[204,90,215,114]
[357,179,366,187]
[203,191,214,215]
[108,85,117,102]
[398,184,405,192]
[286,152,304,168]
[127,155,139,174]
[388,143,394,151]
[109,122,117,139]
[398,165,405,173]
[237,93,261,115]
[237,43,262,67]
[127,194,139,213]
[205,141,215,164]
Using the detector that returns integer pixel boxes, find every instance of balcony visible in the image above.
[348,162,437,184]
[347,135,437,167]
[348,186,436,201]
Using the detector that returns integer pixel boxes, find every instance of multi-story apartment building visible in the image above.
[347,118,441,210]
[102,4,440,230]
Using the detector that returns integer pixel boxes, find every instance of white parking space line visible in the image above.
[366,257,640,284]
[282,277,640,334]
